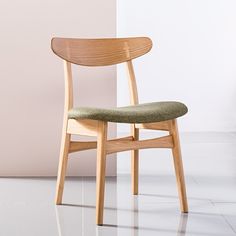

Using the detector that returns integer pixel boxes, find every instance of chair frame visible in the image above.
[52,37,188,225]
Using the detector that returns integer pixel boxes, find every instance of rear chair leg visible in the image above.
[131,126,139,195]
[170,119,188,213]
[55,131,71,205]
[96,121,108,225]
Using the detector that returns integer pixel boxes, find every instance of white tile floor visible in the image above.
[0,175,235,236]
[0,132,236,235]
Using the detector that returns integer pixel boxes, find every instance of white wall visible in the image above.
[117,0,236,132]
[117,0,236,176]
[0,0,116,176]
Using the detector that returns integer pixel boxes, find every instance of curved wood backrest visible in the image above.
[51,37,152,66]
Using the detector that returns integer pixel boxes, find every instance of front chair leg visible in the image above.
[55,132,71,205]
[96,121,108,225]
[170,119,188,213]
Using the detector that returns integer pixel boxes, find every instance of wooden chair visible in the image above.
[51,37,188,225]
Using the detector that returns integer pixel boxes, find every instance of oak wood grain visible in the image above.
[51,37,152,66]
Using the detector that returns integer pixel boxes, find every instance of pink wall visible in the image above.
[0,0,116,176]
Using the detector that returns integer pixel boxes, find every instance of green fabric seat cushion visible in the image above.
[68,101,188,124]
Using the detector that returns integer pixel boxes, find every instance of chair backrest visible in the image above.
[51,37,152,66]
[51,37,153,111]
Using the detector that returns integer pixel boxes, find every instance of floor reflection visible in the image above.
[55,198,188,236]
[177,214,188,236]
[55,176,189,235]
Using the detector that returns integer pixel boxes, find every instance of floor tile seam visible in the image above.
[210,200,236,235]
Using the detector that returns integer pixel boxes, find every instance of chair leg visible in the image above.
[55,131,71,205]
[170,119,188,213]
[131,126,139,195]
[96,121,108,225]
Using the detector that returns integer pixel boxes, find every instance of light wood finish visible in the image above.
[108,136,133,143]
[131,126,139,194]
[106,135,173,154]
[126,60,140,195]
[69,136,133,153]
[69,135,173,155]
[69,141,97,153]
[96,121,108,225]
[126,60,139,105]
[135,120,171,131]
[56,133,70,204]
[55,61,73,204]
[52,37,188,225]
[51,37,152,66]
[67,119,99,136]
[170,119,188,213]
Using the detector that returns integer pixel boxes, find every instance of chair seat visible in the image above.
[68,101,188,124]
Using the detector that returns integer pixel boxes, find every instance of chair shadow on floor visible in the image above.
[139,193,207,202]
[55,202,189,236]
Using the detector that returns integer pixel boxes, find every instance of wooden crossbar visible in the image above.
[135,120,170,131]
[69,141,97,153]
[68,136,133,153]
[106,135,174,154]
[69,135,173,154]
